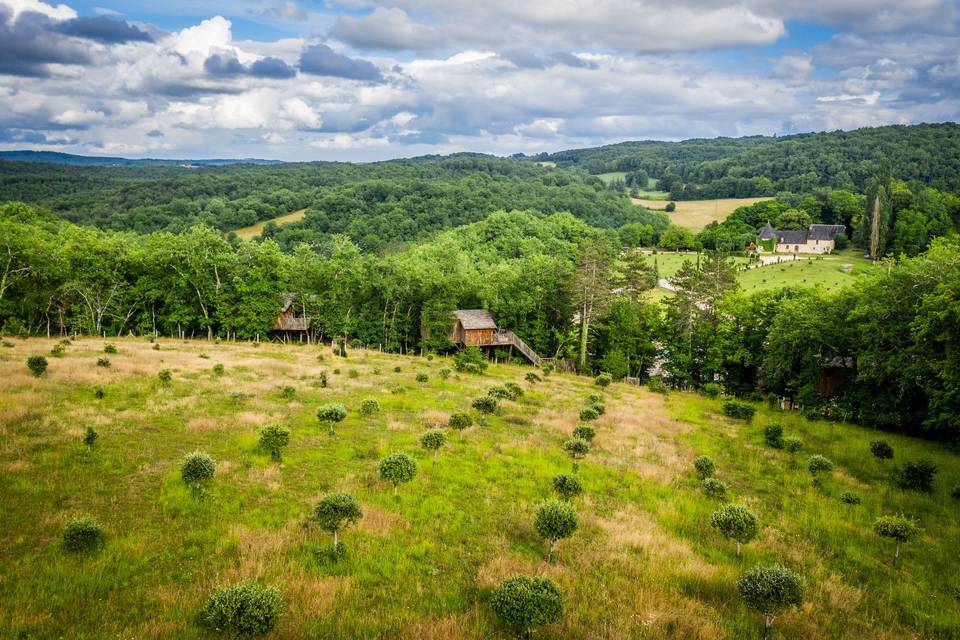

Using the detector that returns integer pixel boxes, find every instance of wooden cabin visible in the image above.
[274,294,311,342]
[448,309,497,346]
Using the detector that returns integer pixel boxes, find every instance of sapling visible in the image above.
[27,355,48,377]
[710,503,759,556]
[572,424,595,443]
[180,450,216,496]
[737,564,804,637]
[534,498,578,563]
[594,372,612,387]
[439,367,451,379]
[702,478,728,500]
[62,515,105,553]
[420,429,447,464]
[316,403,347,436]
[83,426,98,450]
[763,423,784,449]
[552,473,583,501]
[869,440,894,460]
[448,412,472,432]
[873,515,921,566]
[313,492,362,550]
[378,452,417,496]
[525,372,541,383]
[562,437,589,472]
[359,399,380,416]
[693,455,716,479]
[807,455,834,487]
[157,369,172,385]
[259,424,290,461]
[490,575,563,638]
[415,372,429,383]
[472,395,499,415]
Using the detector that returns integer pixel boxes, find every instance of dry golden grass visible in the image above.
[233,209,307,240]
[632,197,772,231]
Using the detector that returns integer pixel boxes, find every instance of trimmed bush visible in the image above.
[94,386,105,400]
[534,498,578,563]
[313,492,362,549]
[562,437,590,472]
[807,455,834,485]
[471,395,499,414]
[25,355,47,377]
[359,399,381,416]
[348,369,359,379]
[839,491,861,505]
[525,372,541,383]
[279,385,295,400]
[552,473,583,501]
[415,372,429,383]
[693,455,716,480]
[504,382,524,400]
[870,440,894,460]
[589,402,605,416]
[199,583,284,637]
[490,576,563,638]
[701,382,721,398]
[572,425,595,443]
[316,403,348,436]
[378,452,417,495]
[763,423,784,449]
[419,429,448,464]
[448,412,473,431]
[103,343,117,354]
[579,405,600,422]
[782,436,803,454]
[393,366,402,373]
[212,363,225,376]
[488,385,510,399]
[62,515,104,553]
[737,564,804,635]
[587,393,602,404]
[647,376,669,394]
[710,504,759,555]
[83,426,98,449]
[453,347,487,373]
[50,343,65,357]
[258,424,290,461]
[541,363,554,377]
[96,357,111,368]
[318,371,328,388]
[896,460,937,492]
[181,450,216,495]
[874,515,921,565]
[594,372,613,387]
[702,477,728,500]
[157,369,172,385]
[722,400,755,421]
[439,367,451,380]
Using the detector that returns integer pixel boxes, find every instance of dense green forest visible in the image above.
[536,123,960,198]
[3,199,959,441]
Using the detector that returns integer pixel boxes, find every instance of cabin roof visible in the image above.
[808,224,846,241]
[758,221,776,240]
[454,309,497,330]
[775,230,809,244]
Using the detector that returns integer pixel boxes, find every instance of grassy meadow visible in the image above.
[1,338,958,639]
[233,209,307,240]
[633,197,773,231]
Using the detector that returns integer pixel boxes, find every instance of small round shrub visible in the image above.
[313,492,362,549]
[472,395,499,414]
[27,355,48,377]
[710,503,759,555]
[50,343,65,357]
[588,402,605,416]
[212,363,225,376]
[318,371,328,388]
[701,382,721,398]
[587,393,602,404]
[420,429,448,463]
[181,450,216,494]
[62,515,105,553]
[807,455,834,475]
[579,406,600,422]
[763,423,784,449]
[415,372,429,383]
[372,367,381,375]
[562,437,590,471]
[359,398,381,416]
[96,357,111,368]
[488,385,510,399]
[782,436,803,454]
[552,473,583,500]
[647,376,669,394]
[490,575,563,637]
[94,386,105,399]
[594,372,613,388]
[504,382,524,400]
[199,583,284,637]
[463,362,481,374]
[448,412,473,431]
[525,372,541,383]
[534,498,578,562]
[702,477,728,500]
[870,440,894,460]
[693,455,716,479]
[571,424,595,443]
[541,363,554,377]
[453,347,488,373]
[839,491,861,505]
[152,343,160,351]
[317,403,348,436]
[333,368,341,375]
[439,367,451,380]
[896,460,937,493]
[874,514,921,565]
[348,369,359,379]
[722,400,755,421]
[279,385,296,400]
[393,366,402,373]
[157,369,172,384]
[103,343,117,354]
[737,564,804,633]
[83,426,98,449]
[378,452,417,494]
[259,424,290,461]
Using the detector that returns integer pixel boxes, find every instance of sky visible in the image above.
[0,0,959,161]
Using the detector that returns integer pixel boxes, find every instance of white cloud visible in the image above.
[4,0,75,22]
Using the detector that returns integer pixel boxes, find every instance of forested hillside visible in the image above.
[537,123,960,198]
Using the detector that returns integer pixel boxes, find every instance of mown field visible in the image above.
[232,209,307,240]
[1,338,958,639]
[632,198,773,231]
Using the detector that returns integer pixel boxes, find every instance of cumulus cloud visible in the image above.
[54,15,152,43]
[256,2,307,22]
[298,43,382,80]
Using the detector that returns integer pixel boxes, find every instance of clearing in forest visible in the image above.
[633,197,772,231]
[233,209,307,240]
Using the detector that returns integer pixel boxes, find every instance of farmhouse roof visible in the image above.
[758,221,776,240]
[776,230,809,244]
[808,224,846,241]
[454,309,497,330]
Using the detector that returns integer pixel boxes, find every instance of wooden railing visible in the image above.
[494,329,540,366]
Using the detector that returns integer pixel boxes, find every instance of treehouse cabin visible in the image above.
[274,294,311,343]
[447,309,542,366]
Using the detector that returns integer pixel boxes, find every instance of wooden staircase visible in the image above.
[494,329,541,366]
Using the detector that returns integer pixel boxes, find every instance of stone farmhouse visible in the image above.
[758,222,846,254]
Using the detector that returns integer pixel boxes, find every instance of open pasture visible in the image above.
[0,338,958,639]
[633,197,773,231]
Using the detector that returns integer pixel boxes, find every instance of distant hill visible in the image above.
[0,150,283,167]
[534,122,960,197]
